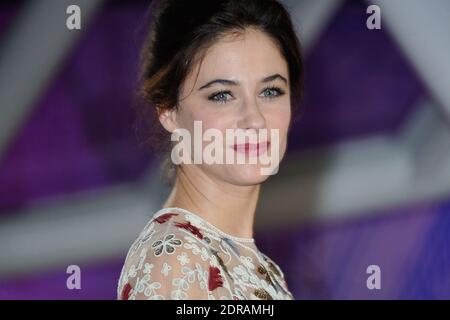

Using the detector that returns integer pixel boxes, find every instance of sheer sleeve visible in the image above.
[118,228,226,300]
[118,209,295,300]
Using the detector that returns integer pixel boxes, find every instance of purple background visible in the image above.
[0,0,448,299]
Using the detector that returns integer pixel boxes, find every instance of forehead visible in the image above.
[188,28,289,88]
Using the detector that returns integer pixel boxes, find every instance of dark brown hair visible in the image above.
[133,0,304,177]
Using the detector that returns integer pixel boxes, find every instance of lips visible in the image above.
[232,141,270,156]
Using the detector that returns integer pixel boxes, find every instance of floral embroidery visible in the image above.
[134,274,163,299]
[127,264,138,279]
[151,234,182,257]
[208,266,223,291]
[140,228,155,244]
[257,263,278,289]
[203,236,212,244]
[254,288,273,300]
[143,263,153,274]
[161,262,171,276]
[177,252,190,266]
[240,256,255,270]
[172,262,209,300]
[233,265,251,283]
[155,212,178,224]
[233,287,246,300]
[121,283,132,300]
[174,220,204,240]
[221,237,240,256]
[257,264,270,280]
[117,208,294,300]
[268,261,281,277]
[262,254,282,278]
[185,213,204,227]
[129,223,155,256]
[210,249,231,279]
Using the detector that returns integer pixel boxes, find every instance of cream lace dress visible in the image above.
[117,207,294,300]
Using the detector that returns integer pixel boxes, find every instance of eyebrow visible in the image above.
[198,73,288,90]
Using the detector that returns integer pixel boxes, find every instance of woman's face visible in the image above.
[161,27,291,186]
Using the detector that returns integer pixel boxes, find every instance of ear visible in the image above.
[158,107,178,133]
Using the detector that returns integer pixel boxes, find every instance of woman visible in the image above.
[118,0,303,300]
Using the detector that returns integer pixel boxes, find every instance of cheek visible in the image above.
[178,100,229,131]
[197,115,228,133]
[266,107,291,138]
[177,107,215,132]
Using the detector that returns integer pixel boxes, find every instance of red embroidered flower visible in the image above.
[121,283,132,300]
[155,213,178,224]
[208,266,223,291]
[174,221,204,239]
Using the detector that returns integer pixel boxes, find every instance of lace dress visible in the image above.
[117,207,294,300]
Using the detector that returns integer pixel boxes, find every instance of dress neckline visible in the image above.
[154,207,256,243]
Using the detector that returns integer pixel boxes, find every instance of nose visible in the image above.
[237,97,266,130]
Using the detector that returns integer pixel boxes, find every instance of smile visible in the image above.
[232,141,270,156]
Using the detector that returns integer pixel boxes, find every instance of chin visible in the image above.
[222,164,275,186]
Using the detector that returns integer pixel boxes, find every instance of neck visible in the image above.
[163,165,260,239]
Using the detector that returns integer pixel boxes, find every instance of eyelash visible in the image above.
[207,86,286,104]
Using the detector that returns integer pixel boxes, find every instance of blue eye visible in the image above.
[208,86,285,104]
[208,91,233,104]
[261,86,285,98]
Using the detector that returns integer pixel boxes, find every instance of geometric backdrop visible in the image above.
[0,0,449,299]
